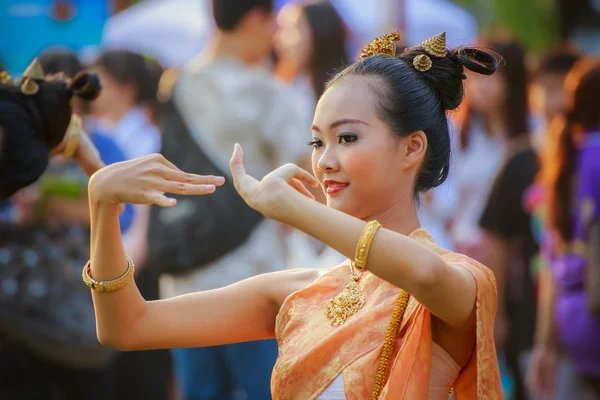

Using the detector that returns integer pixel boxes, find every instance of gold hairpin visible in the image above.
[63,114,83,158]
[359,31,401,60]
[413,54,433,72]
[413,32,448,73]
[421,32,447,58]
[20,58,45,95]
[0,71,11,84]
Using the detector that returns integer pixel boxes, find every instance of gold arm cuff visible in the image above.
[353,220,382,272]
[63,114,82,158]
[82,255,135,293]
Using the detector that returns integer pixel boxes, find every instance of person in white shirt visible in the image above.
[158,1,311,399]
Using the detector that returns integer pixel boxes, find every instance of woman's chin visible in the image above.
[327,197,358,216]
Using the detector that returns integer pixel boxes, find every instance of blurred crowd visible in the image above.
[1,0,600,399]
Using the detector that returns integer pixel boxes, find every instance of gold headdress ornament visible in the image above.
[359,31,401,60]
[421,32,447,58]
[63,114,83,159]
[20,58,45,95]
[0,71,11,84]
[413,32,447,72]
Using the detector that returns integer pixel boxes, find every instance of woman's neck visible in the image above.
[366,196,421,237]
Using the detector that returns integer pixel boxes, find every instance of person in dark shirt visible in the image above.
[479,45,581,400]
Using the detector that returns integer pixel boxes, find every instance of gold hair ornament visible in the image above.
[413,54,433,72]
[20,58,45,95]
[421,32,447,58]
[63,114,83,158]
[359,31,401,60]
[412,32,448,73]
[0,71,11,84]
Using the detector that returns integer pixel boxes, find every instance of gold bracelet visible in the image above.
[353,220,382,272]
[63,114,82,158]
[82,255,135,293]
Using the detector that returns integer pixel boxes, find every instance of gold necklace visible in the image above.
[325,264,454,398]
[325,263,366,326]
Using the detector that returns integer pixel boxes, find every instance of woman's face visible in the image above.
[310,77,422,219]
[466,70,507,114]
[274,5,312,72]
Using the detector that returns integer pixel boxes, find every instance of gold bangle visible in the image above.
[63,114,82,158]
[82,255,135,293]
[353,220,382,272]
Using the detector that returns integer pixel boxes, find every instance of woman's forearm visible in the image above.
[282,194,475,327]
[89,197,148,347]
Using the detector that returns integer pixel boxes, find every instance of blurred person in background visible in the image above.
[274,1,349,120]
[528,58,600,400]
[0,59,111,400]
[89,50,170,400]
[36,50,135,232]
[274,0,349,269]
[0,60,104,201]
[479,46,582,400]
[450,38,530,258]
[156,0,311,398]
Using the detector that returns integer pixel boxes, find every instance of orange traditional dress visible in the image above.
[272,229,502,399]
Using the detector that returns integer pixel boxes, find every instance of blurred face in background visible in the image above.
[466,70,507,115]
[530,72,569,123]
[274,5,312,72]
[89,66,136,120]
[243,8,276,64]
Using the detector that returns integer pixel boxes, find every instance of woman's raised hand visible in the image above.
[89,153,224,207]
[229,143,318,221]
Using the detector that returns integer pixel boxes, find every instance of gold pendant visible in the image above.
[325,272,365,326]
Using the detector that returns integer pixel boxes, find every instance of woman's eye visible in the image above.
[308,138,324,148]
[338,133,357,144]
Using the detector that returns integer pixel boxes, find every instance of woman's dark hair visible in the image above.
[458,38,529,148]
[93,50,162,106]
[0,61,101,200]
[301,2,350,98]
[326,42,500,193]
[39,49,83,78]
[540,58,600,244]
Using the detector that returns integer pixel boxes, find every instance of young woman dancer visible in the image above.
[84,32,502,399]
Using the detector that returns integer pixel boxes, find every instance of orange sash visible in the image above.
[271,229,502,399]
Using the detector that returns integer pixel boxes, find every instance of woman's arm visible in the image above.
[89,203,306,350]
[230,145,477,328]
[87,154,312,351]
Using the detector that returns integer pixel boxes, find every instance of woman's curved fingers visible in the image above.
[146,191,177,208]
[160,167,225,186]
[291,178,315,200]
[284,165,319,187]
[155,180,217,196]
[230,143,259,196]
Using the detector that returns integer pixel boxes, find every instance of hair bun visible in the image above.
[398,45,501,111]
[452,46,501,76]
[69,71,101,100]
